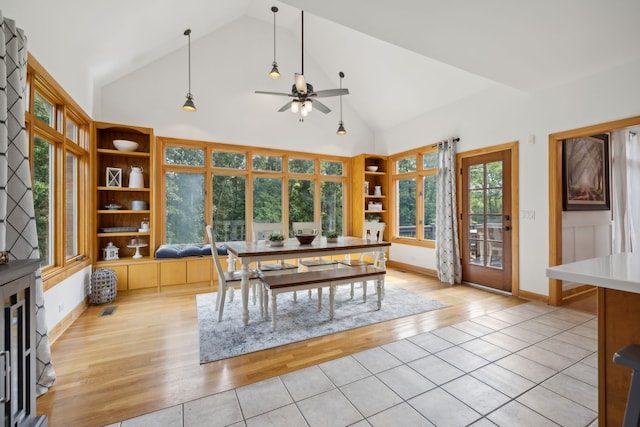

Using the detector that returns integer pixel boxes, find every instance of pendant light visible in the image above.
[336,71,347,135]
[268,6,281,78]
[182,28,197,112]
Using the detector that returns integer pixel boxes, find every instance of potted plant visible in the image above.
[326,231,339,243]
[365,214,381,223]
[268,232,285,246]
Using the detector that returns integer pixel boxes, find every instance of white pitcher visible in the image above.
[129,166,144,188]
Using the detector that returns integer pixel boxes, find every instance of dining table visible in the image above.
[223,236,390,326]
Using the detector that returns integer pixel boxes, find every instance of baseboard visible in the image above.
[518,289,548,304]
[386,260,438,278]
[48,297,89,344]
[562,284,596,300]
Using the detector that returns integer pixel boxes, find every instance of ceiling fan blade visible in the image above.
[255,90,291,97]
[313,88,349,98]
[277,101,293,112]
[295,73,307,94]
[313,100,331,114]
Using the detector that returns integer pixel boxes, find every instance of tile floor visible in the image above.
[107,301,600,427]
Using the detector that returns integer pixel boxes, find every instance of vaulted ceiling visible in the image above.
[4,0,640,133]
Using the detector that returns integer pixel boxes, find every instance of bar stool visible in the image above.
[613,344,640,427]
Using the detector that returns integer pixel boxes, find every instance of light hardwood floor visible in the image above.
[35,268,592,426]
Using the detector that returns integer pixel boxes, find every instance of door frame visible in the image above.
[548,115,640,305]
[457,141,519,296]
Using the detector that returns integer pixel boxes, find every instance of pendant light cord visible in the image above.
[301,11,304,75]
[272,7,277,63]
[185,29,192,95]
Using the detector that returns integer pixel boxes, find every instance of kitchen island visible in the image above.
[547,252,640,426]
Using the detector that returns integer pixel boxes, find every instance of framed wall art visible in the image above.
[562,134,610,211]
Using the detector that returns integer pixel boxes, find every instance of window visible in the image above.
[253,177,283,222]
[26,60,91,281]
[33,136,54,266]
[159,139,349,243]
[165,172,205,244]
[65,153,78,258]
[390,146,438,247]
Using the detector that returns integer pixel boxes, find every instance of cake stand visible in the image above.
[127,243,148,259]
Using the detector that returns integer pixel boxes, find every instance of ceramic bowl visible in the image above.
[295,234,317,245]
[366,165,379,172]
[113,139,139,152]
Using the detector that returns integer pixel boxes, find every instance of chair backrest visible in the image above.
[292,221,321,236]
[363,221,386,242]
[205,225,226,286]
[252,222,285,242]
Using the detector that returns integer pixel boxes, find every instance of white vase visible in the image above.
[374,186,382,196]
[129,166,144,188]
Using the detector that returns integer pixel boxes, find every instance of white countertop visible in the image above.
[546,252,640,294]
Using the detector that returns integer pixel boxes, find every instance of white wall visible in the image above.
[44,266,91,331]
[377,58,640,297]
[562,211,613,263]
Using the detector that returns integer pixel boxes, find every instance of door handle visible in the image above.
[503,226,511,231]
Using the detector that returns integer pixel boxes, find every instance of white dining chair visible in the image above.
[293,221,338,272]
[252,222,299,275]
[206,225,262,322]
[338,221,386,301]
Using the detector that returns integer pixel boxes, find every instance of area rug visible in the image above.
[197,283,447,363]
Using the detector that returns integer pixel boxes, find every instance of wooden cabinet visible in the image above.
[92,122,155,263]
[351,154,389,240]
[0,260,48,427]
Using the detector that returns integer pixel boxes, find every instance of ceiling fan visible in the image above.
[255,10,349,121]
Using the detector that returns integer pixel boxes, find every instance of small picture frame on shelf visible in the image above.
[106,167,122,187]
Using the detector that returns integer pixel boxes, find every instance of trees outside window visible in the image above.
[159,139,348,244]
[391,146,438,247]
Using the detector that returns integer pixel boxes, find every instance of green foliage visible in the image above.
[288,158,314,174]
[398,177,416,227]
[212,151,247,169]
[268,232,284,241]
[32,136,51,264]
[326,230,339,238]
[253,177,282,222]
[212,175,246,241]
[320,161,343,176]
[165,172,204,244]
[288,179,314,235]
[252,155,282,171]
[165,147,204,166]
[321,181,343,236]
[33,92,52,126]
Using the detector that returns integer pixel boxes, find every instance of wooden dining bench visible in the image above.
[260,265,386,331]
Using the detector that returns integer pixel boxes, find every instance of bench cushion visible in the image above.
[155,243,228,259]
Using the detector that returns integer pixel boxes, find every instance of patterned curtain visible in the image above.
[0,10,56,395]
[435,138,462,284]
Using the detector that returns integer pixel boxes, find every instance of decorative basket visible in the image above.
[90,268,118,304]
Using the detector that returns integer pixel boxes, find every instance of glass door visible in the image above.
[461,150,512,292]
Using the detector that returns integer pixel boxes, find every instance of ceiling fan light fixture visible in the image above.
[182,28,196,112]
[269,6,280,79]
[302,100,312,114]
[291,100,300,113]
